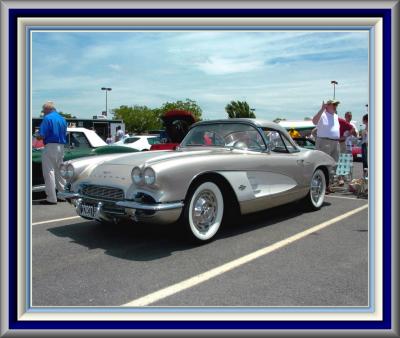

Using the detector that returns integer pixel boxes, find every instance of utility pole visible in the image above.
[330,80,338,99]
[101,87,112,117]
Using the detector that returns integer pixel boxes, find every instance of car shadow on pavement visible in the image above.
[219,200,332,239]
[47,220,199,261]
[47,200,331,262]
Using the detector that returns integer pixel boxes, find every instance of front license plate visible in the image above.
[79,202,97,219]
[357,154,362,158]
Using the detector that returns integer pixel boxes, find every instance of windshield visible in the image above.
[181,123,266,152]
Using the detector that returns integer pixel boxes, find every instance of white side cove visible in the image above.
[247,171,297,197]
[217,171,297,201]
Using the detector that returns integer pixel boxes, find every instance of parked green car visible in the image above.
[32,127,138,192]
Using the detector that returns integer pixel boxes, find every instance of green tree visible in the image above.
[225,101,256,118]
[113,105,162,134]
[159,99,202,121]
[58,111,76,119]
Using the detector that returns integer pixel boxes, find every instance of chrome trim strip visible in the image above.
[32,185,46,192]
[116,200,184,211]
[57,191,184,211]
[57,191,80,199]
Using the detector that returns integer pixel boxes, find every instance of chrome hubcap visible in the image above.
[311,172,324,205]
[192,190,218,232]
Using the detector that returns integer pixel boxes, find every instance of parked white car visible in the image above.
[68,127,107,148]
[32,127,137,192]
[114,135,160,151]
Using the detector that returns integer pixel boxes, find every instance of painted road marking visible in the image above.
[326,195,368,201]
[122,204,368,307]
[32,216,81,226]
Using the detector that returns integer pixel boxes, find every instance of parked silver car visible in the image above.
[58,119,336,242]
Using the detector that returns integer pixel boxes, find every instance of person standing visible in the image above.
[115,125,124,142]
[361,114,368,172]
[312,99,341,162]
[36,101,67,205]
[340,111,358,154]
[32,127,44,149]
[312,99,354,191]
[106,135,113,144]
[336,112,357,186]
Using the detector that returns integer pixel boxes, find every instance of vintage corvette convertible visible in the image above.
[58,119,336,242]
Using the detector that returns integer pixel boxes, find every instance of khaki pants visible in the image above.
[316,138,339,162]
[42,143,66,203]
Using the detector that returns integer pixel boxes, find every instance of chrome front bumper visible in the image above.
[32,184,46,193]
[57,191,184,224]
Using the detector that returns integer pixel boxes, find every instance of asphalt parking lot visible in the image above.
[31,163,369,307]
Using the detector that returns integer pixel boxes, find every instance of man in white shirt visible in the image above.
[312,99,341,162]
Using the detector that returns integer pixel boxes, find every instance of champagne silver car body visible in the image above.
[58,119,336,240]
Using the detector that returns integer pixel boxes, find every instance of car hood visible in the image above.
[103,148,214,167]
[83,148,214,187]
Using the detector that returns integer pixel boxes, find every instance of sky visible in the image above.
[31,30,369,127]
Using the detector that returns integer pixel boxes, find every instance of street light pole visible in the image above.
[330,80,338,99]
[101,87,112,117]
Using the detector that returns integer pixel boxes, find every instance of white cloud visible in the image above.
[80,43,115,60]
[195,56,264,75]
[108,64,122,71]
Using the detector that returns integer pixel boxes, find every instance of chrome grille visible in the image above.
[81,185,124,201]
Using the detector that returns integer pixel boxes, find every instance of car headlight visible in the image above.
[60,163,74,179]
[65,164,74,179]
[131,166,142,184]
[60,163,67,178]
[143,167,156,185]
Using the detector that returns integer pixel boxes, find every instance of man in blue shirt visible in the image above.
[36,101,67,205]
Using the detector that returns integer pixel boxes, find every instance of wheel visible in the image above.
[183,181,224,242]
[305,168,326,210]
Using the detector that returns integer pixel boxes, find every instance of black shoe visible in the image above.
[40,200,57,205]
[57,198,66,202]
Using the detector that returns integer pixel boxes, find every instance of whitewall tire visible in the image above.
[186,181,224,241]
[307,168,326,210]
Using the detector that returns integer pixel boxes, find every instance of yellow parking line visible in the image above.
[122,204,368,307]
[32,216,81,226]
